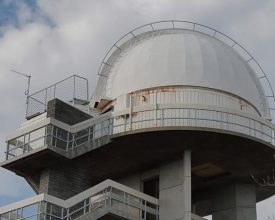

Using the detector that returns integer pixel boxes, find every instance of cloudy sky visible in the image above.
[0,0,275,219]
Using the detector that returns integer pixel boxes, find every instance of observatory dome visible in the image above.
[93,29,268,116]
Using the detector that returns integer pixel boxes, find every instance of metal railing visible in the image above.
[0,180,159,220]
[5,118,112,159]
[98,20,275,113]
[5,106,275,160]
[26,75,89,119]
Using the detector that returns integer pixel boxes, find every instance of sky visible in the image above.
[0,0,275,219]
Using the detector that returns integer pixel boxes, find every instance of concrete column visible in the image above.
[183,150,192,220]
[212,183,257,220]
[159,150,191,220]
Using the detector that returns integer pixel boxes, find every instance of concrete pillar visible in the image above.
[159,150,191,220]
[183,150,192,220]
[212,183,257,220]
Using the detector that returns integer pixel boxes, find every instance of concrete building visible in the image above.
[1,21,275,220]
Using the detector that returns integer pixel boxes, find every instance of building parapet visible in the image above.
[3,104,275,161]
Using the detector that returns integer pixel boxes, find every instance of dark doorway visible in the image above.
[143,177,159,199]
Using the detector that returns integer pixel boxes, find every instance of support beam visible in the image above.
[159,150,191,220]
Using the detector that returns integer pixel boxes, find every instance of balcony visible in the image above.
[0,180,159,220]
[5,104,275,158]
[0,179,210,220]
[2,103,275,176]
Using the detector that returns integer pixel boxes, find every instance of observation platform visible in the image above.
[2,99,275,203]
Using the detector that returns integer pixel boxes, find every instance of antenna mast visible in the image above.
[10,70,31,96]
[10,70,32,117]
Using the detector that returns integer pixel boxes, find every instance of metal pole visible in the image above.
[124,115,127,132]
[155,92,157,126]
[129,94,132,131]
[86,79,89,101]
[6,143,9,160]
[73,76,76,106]
[53,84,56,99]
[10,70,31,117]
[66,132,70,150]
[26,96,29,118]
[45,89,48,112]
[109,187,112,209]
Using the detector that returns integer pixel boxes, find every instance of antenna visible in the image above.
[10,70,31,96]
[10,70,32,116]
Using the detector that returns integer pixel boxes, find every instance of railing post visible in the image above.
[100,122,103,138]
[144,201,147,220]
[226,113,229,130]
[53,84,56,99]
[162,108,164,127]
[72,134,75,149]
[54,127,58,147]
[139,199,142,218]
[272,129,275,146]
[66,207,70,220]
[73,76,76,106]
[6,143,9,160]
[24,133,29,153]
[109,187,112,209]
[123,192,126,215]
[61,207,64,220]
[66,131,70,150]
[88,127,91,143]
[157,204,159,220]
[155,91,158,127]
[86,79,89,101]
[129,94,132,131]
[124,115,127,132]
[26,96,29,118]
[127,193,129,216]
[108,119,111,136]
[45,89,48,112]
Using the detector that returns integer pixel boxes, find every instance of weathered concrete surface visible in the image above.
[212,183,256,220]
[38,164,92,199]
[159,151,191,220]
[2,129,275,204]
[47,98,92,125]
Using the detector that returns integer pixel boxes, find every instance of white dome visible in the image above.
[92,29,269,116]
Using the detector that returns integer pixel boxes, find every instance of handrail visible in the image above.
[6,103,275,142]
[5,104,275,160]
[27,75,87,97]
[0,179,159,220]
[26,75,89,119]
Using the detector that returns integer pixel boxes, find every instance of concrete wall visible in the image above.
[117,153,191,220]
[212,183,257,220]
[117,167,159,191]
[47,99,92,125]
[39,167,91,199]
[117,173,142,191]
